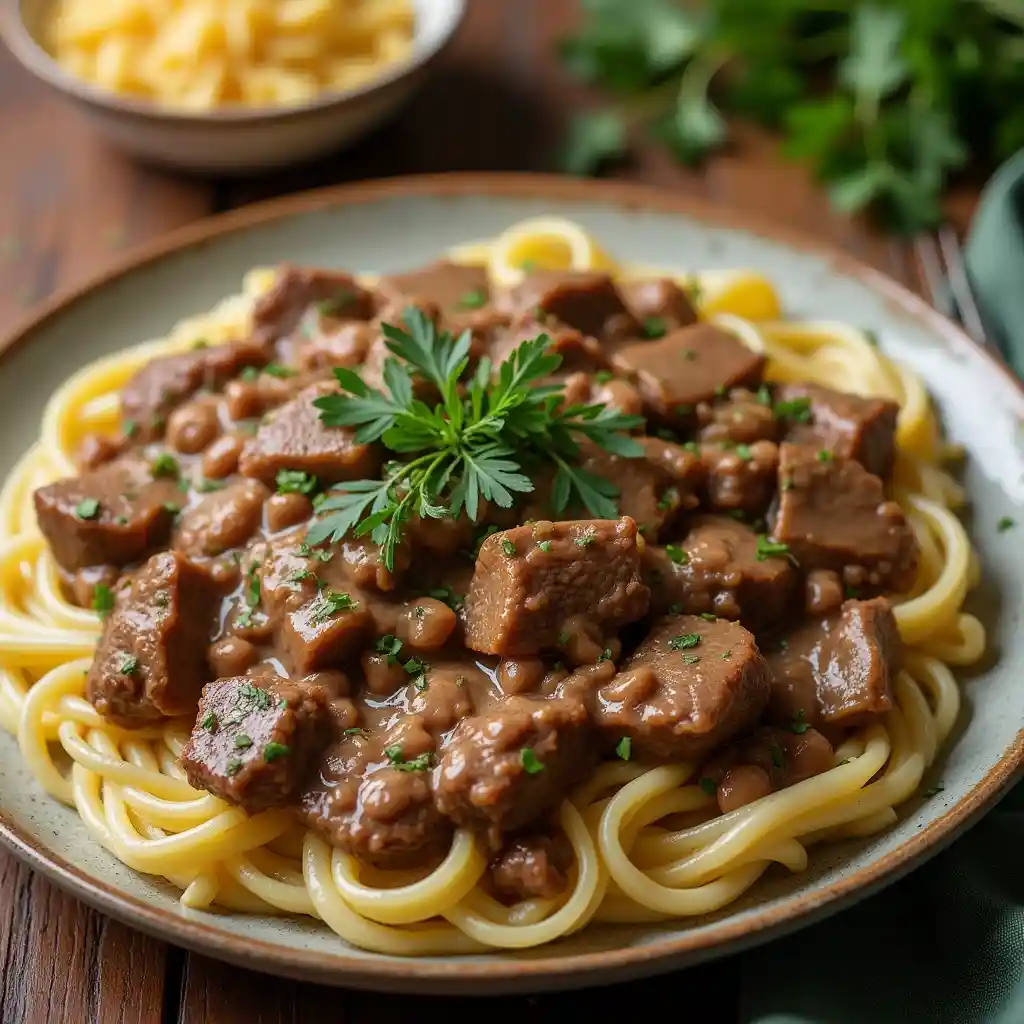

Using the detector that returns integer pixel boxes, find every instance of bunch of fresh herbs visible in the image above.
[559,0,1024,232]
[310,309,644,568]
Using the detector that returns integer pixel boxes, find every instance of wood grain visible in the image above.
[0,0,954,1020]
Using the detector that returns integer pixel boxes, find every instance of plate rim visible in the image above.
[1,171,1022,993]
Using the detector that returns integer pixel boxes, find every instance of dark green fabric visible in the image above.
[740,157,1024,1024]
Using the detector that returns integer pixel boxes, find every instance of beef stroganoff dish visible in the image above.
[0,217,979,955]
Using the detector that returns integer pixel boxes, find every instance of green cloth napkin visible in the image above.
[740,158,1024,1024]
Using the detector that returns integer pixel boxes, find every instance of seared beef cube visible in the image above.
[766,597,900,730]
[621,278,698,334]
[496,270,640,343]
[612,325,765,425]
[771,444,918,592]
[173,479,269,558]
[435,696,595,834]
[491,319,610,374]
[300,751,452,868]
[254,266,375,342]
[699,388,778,446]
[34,457,183,572]
[279,591,373,674]
[644,515,797,632]
[488,834,570,901]
[88,551,218,727]
[589,374,644,417]
[295,321,377,372]
[121,339,271,440]
[464,518,649,656]
[775,382,899,478]
[701,440,779,515]
[581,438,703,538]
[239,382,381,486]
[376,260,490,315]
[594,615,770,761]
[182,676,332,813]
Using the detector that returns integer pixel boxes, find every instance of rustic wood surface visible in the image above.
[0,2,977,1021]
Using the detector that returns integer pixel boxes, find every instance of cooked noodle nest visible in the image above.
[0,216,979,954]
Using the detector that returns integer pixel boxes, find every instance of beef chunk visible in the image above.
[699,388,778,445]
[621,278,698,334]
[239,382,381,486]
[182,676,332,813]
[121,339,271,440]
[173,479,270,558]
[612,325,765,425]
[581,438,704,538]
[775,382,899,478]
[644,515,797,632]
[278,591,374,674]
[765,597,901,730]
[254,266,375,343]
[488,834,570,901]
[771,443,918,592]
[496,270,640,342]
[464,518,649,656]
[435,695,595,834]
[87,551,218,727]
[701,440,779,515]
[295,321,377,373]
[594,615,770,761]
[34,457,183,572]
[300,742,452,868]
[376,260,490,315]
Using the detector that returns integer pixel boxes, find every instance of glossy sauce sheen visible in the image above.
[32,260,918,896]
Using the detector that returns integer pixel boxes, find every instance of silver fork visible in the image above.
[914,226,992,351]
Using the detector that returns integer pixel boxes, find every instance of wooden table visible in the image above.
[0,2,972,1021]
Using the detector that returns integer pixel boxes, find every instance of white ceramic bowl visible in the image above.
[0,0,465,175]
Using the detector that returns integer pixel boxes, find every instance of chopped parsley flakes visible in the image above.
[519,747,545,774]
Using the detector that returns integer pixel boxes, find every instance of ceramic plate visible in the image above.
[1,175,1021,995]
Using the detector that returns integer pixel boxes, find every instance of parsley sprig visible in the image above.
[309,309,644,568]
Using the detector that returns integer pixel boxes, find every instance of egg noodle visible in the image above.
[47,0,414,111]
[0,217,980,954]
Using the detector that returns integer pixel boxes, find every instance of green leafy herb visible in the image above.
[520,747,545,774]
[665,544,688,565]
[375,634,403,663]
[668,603,683,614]
[816,448,834,463]
[162,502,181,516]
[201,711,218,731]
[234,734,253,750]
[755,385,772,407]
[288,568,314,586]
[720,649,732,659]
[316,291,356,318]
[309,309,644,569]
[770,742,786,769]
[774,397,813,423]
[195,477,227,493]
[264,363,296,379]
[537,540,553,553]
[298,542,333,563]
[669,633,700,651]
[556,1,1009,233]
[428,586,464,611]
[240,366,260,383]
[226,758,242,776]
[595,370,614,385]
[264,742,291,762]
[790,709,810,735]
[310,589,357,625]
[457,288,488,310]
[657,487,679,511]
[92,584,115,620]
[384,745,434,772]
[643,316,667,339]
[276,469,318,496]
[698,776,717,797]
[681,654,700,665]
[616,736,632,761]
[118,653,138,675]
[997,516,1016,533]
[122,420,139,438]
[501,538,517,556]
[923,784,945,797]
[344,727,367,737]
[150,453,179,478]
[735,443,753,462]
[597,648,614,662]
[755,535,791,562]
[74,498,100,520]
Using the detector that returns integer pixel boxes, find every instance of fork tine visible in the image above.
[913,233,956,319]
[937,225,990,348]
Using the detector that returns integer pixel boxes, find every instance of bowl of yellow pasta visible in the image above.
[0,0,465,174]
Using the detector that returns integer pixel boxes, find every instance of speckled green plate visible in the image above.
[1,174,1021,995]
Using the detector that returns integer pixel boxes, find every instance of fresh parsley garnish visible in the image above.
[537,540,553,553]
[616,736,632,761]
[698,777,717,797]
[93,584,115,620]
[643,316,667,339]
[774,397,813,423]
[501,538,517,556]
[997,516,1016,533]
[118,653,138,675]
[316,291,355,318]
[375,634,403,663]
[519,747,545,774]
[669,633,701,651]
[816,448,834,463]
[457,288,487,310]
[770,742,786,769]
[263,363,296,379]
[428,586,464,611]
[308,309,644,569]
[201,711,218,731]
[75,498,101,520]
[790,709,810,735]
[234,734,253,750]
[735,443,753,462]
[384,745,433,772]
[276,469,318,496]
[150,453,179,478]
[755,535,791,562]
[264,742,291,762]
[665,544,688,565]
[310,589,357,625]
